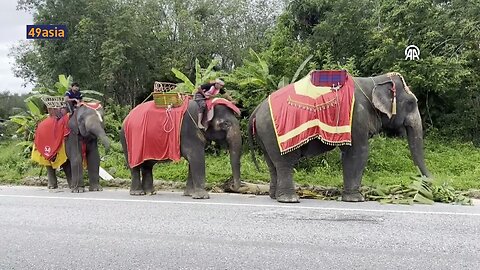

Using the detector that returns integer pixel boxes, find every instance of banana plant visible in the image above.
[277,54,314,89]
[226,49,313,113]
[31,74,103,101]
[9,100,47,154]
[228,49,313,92]
[228,49,278,92]
[171,58,226,94]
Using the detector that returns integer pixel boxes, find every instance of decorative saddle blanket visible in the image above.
[268,70,355,154]
[205,98,241,123]
[33,114,70,160]
[31,114,70,168]
[123,97,190,168]
[80,102,102,110]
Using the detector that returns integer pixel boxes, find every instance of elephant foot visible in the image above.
[144,190,156,196]
[183,188,194,197]
[192,190,210,199]
[89,186,103,192]
[341,191,365,202]
[228,180,241,193]
[276,193,299,203]
[71,187,85,193]
[130,190,146,196]
[269,188,277,199]
[48,185,58,189]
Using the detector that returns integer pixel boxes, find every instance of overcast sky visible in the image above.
[0,1,33,94]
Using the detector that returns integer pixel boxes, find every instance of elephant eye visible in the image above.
[406,99,416,110]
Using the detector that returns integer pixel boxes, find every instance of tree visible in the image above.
[12,0,283,106]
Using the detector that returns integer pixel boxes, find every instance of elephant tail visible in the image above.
[248,109,261,172]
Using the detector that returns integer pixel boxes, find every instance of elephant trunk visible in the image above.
[87,119,111,153]
[227,123,242,191]
[405,112,431,178]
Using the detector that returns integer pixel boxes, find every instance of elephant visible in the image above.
[120,100,242,198]
[46,104,110,192]
[248,72,431,203]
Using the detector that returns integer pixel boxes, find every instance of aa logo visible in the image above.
[405,45,420,60]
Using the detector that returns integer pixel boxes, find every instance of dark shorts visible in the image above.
[194,92,206,111]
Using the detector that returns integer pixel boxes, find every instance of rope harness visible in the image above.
[163,105,174,133]
[354,74,398,118]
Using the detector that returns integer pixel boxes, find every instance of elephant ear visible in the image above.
[372,83,395,119]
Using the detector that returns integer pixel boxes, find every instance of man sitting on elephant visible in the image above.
[64,82,83,114]
[194,79,233,129]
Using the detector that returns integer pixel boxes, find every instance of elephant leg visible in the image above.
[275,164,299,203]
[46,166,58,189]
[340,143,368,202]
[69,159,84,193]
[141,162,155,195]
[188,153,209,199]
[62,160,72,188]
[86,140,102,191]
[66,135,85,193]
[263,154,278,199]
[183,163,194,196]
[130,166,144,195]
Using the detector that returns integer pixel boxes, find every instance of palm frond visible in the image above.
[291,54,313,83]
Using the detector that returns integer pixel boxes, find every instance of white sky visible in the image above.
[0,1,33,94]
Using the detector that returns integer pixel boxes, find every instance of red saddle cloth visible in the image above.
[268,71,355,154]
[123,97,190,168]
[205,98,241,123]
[34,115,70,160]
[206,98,241,116]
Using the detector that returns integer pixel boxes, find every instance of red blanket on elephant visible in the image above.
[205,98,241,123]
[34,115,70,160]
[206,98,241,116]
[123,98,190,168]
[268,71,355,154]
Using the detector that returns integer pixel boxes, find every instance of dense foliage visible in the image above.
[13,0,281,106]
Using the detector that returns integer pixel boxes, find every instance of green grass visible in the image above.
[1,135,480,191]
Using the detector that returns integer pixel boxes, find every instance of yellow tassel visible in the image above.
[392,96,397,115]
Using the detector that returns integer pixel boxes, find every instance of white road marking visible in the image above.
[0,194,479,217]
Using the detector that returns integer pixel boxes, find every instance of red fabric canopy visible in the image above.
[123,98,190,168]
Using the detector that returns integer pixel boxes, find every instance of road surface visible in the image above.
[0,186,479,269]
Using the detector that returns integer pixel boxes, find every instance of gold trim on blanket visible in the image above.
[287,96,338,111]
[268,95,282,152]
[293,74,331,98]
[278,119,351,143]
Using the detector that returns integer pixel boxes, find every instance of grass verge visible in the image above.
[1,135,479,195]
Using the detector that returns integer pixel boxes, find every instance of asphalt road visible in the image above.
[0,186,479,270]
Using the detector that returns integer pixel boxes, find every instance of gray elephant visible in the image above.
[120,100,242,198]
[248,72,431,203]
[44,104,110,192]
